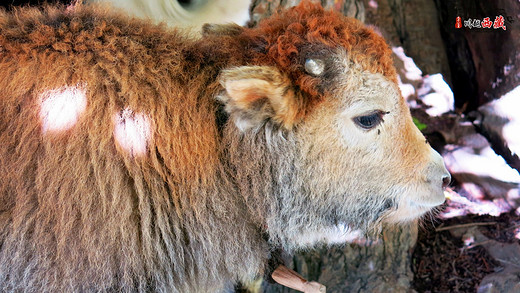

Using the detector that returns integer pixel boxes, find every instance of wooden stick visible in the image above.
[271,265,326,293]
[435,222,497,232]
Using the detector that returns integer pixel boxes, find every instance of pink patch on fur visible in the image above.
[39,85,87,133]
[114,108,152,157]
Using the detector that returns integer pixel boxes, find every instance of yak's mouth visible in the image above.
[377,181,447,224]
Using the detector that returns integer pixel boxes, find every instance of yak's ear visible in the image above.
[219,66,300,131]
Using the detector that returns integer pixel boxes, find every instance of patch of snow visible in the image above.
[479,85,520,157]
[442,137,520,217]
[515,227,520,240]
[417,74,454,116]
[392,47,422,100]
[444,145,520,184]
[443,189,510,217]
[397,75,416,100]
[392,47,423,81]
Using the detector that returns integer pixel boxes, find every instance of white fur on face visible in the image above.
[335,71,400,150]
[298,60,449,228]
[113,108,152,157]
[39,85,87,133]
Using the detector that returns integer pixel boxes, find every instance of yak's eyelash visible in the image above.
[353,111,388,130]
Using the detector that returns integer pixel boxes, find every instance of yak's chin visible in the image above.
[384,199,445,224]
[381,184,447,224]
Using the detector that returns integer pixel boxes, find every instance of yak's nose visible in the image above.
[432,149,451,189]
[442,173,451,189]
[428,147,451,196]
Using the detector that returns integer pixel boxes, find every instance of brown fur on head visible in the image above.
[246,1,396,117]
[209,1,397,129]
[0,2,449,292]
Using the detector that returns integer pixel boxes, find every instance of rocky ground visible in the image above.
[401,50,520,292]
[413,212,520,292]
[410,129,520,293]
[366,5,520,291]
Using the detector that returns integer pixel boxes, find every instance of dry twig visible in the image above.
[435,222,497,232]
[271,265,326,293]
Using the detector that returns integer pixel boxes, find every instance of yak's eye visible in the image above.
[353,111,386,130]
[304,58,325,76]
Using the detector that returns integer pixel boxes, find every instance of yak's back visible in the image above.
[0,3,222,187]
[0,4,243,292]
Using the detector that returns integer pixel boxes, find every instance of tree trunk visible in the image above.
[262,225,418,293]
[434,0,520,110]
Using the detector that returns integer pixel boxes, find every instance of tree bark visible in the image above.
[434,0,520,110]
[263,225,418,293]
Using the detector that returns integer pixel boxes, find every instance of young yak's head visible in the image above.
[215,2,450,249]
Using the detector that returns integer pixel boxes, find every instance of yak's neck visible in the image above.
[221,124,299,231]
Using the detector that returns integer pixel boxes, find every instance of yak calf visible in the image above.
[0,2,450,292]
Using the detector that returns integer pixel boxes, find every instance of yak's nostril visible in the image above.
[442,174,451,189]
